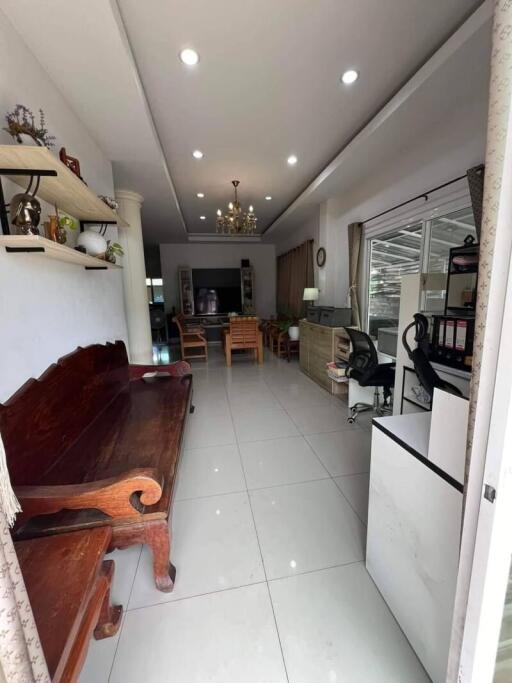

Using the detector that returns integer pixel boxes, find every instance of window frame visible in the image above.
[360,185,473,333]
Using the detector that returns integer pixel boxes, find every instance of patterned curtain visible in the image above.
[276,240,314,317]
[447,0,512,678]
[0,511,50,682]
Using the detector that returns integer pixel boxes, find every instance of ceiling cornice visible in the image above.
[263,0,493,237]
[110,0,188,235]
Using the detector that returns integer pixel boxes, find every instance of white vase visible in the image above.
[76,230,107,257]
[288,325,300,341]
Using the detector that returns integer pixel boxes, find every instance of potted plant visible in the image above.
[3,105,55,148]
[278,317,300,341]
[105,240,124,264]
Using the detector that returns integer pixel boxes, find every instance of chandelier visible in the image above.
[216,180,257,235]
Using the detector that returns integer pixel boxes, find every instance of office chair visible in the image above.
[345,328,396,423]
[402,313,462,399]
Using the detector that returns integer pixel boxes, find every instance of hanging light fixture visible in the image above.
[216,180,257,235]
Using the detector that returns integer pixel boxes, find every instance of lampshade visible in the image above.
[303,287,319,301]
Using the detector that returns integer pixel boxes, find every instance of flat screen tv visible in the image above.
[193,268,242,315]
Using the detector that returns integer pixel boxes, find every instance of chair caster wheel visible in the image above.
[347,417,355,424]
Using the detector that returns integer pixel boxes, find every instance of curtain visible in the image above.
[447,0,512,678]
[347,222,363,328]
[276,240,314,317]
[0,510,50,682]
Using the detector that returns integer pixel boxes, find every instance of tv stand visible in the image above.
[187,315,230,343]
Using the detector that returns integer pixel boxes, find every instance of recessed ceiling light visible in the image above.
[197,192,205,198]
[179,48,199,66]
[192,150,204,159]
[341,69,359,85]
[287,155,298,166]
[265,195,272,201]
[200,215,206,220]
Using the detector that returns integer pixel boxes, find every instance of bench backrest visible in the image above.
[0,341,129,486]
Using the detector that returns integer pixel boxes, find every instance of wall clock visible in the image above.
[316,247,326,268]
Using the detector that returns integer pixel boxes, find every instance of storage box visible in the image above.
[318,307,352,327]
[306,306,321,323]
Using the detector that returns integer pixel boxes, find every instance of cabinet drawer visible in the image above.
[309,341,331,363]
[309,353,331,390]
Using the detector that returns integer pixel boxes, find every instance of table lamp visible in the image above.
[303,288,319,302]
[303,288,319,320]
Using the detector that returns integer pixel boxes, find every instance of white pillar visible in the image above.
[115,190,153,364]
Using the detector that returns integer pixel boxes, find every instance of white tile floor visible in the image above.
[80,347,429,683]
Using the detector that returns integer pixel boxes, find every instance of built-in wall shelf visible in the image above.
[0,145,128,227]
[0,235,121,270]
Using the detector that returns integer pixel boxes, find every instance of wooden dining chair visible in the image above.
[174,313,208,361]
[224,316,263,367]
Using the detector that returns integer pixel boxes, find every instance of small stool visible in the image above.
[285,337,300,362]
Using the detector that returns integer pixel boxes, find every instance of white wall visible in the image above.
[0,8,128,401]
[314,90,489,318]
[160,243,276,318]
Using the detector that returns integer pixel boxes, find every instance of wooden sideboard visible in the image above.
[299,320,346,394]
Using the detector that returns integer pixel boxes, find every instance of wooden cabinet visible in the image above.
[299,320,345,394]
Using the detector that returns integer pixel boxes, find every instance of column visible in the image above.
[115,189,153,364]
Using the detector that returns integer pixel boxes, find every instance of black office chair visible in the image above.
[402,314,462,399]
[345,328,396,423]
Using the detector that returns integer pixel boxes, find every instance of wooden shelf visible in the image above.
[0,235,121,270]
[0,145,129,227]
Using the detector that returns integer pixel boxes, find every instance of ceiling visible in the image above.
[1,0,484,244]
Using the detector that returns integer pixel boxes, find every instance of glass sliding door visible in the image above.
[423,207,477,313]
[367,222,422,338]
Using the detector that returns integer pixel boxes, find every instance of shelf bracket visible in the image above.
[79,220,117,233]
[85,266,108,271]
[5,246,45,254]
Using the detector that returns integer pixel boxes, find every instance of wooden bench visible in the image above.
[15,527,121,683]
[0,341,193,592]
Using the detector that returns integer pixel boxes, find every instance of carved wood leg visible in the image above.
[94,560,123,640]
[144,519,176,593]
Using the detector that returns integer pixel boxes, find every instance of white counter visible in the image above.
[367,391,468,683]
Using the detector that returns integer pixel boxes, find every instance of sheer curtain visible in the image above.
[276,240,314,317]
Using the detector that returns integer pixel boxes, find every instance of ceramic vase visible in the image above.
[288,326,300,341]
[76,230,107,257]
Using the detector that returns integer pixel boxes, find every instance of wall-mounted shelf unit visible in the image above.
[0,235,121,270]
[0,145,128,232]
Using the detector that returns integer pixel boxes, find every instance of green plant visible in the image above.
[3,104,55,148]
[278,315,298,333]
[105,241,124,259]
[59,214,77,231]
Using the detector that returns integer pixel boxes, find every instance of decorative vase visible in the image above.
[288,325,300,341]
[76,229,107,257]
[45,215,58,242]
[56,226,67,245]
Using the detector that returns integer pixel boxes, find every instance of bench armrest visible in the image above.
[129,361,191,380]
[14,467,163,530]
[182,331,206,341]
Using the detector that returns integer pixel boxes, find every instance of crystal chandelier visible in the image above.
[216,180,257,235]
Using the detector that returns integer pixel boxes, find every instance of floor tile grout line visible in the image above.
[332,476,369,528]
[174,471,370,504]
[225,370,290,683]
[107,545,143,682]
[123,557,367,615]
[125,579,268,613]
[266,372,373,531]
